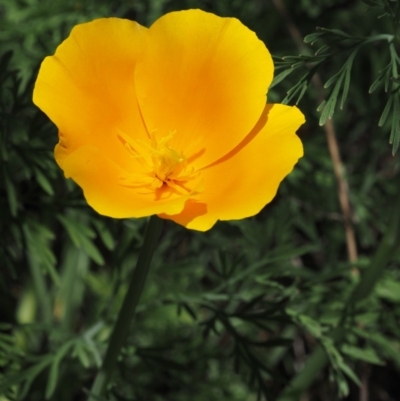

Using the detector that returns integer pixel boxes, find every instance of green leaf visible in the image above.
[378,95,393,126]
[328,72,344,119]
[353,328,400,369]
[341,344,384,365]
[4,175,18,217]
[303,32,323,44]
[281,56,302,62]
[58,214,104,264]
[337,361,361,386]
[286,79,303,95]
[296,82,308,104]
[58,214,96,243]
[340,66,351,109]
[328,345,361,386]
[16,357,53,399]
[202,293,229,301]
[270,67,296,88]
[286,309,324,338]
[316,100,326,112]
[391,128,400,154]
[24,222,60,287]
[336,371,350,397]
[92,219,115,251]
[73,341,91,368]
[375,275,400,302]
[385,64,392,91]
[46,342,74,399]
[34,167,54,195]
[315,44,330,55]
[319,72,344,125]
[80,234,104,265]
[317,28,354,39]
[369,70,386,93]
[83,337,102,368]
[324,71,340,89]
[340,49,358,109]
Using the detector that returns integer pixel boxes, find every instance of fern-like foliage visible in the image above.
[272,0,400,154]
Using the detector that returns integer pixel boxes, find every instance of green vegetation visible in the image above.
[1,0,399,400]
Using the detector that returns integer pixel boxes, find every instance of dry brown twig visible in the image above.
[271,0,358,264]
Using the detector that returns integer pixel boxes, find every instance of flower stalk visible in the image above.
[88,215,163,400]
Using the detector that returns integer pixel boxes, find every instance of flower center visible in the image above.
[118,130,203,196]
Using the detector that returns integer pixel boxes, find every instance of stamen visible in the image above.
[118,129,203,196]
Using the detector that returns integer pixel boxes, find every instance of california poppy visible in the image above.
[33,9,304,231]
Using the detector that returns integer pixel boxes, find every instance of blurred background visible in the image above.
[1,0,400,400]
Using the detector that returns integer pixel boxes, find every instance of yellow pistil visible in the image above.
[118,130,202,195]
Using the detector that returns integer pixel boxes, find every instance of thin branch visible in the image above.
[271,0,358,264]
[360,362,370,401]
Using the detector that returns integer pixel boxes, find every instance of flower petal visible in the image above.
[135,9,273,168]
[62,146,189,218]
[33,18,149,172]
[160,104,305,231]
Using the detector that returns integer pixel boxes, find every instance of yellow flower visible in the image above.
[33,9,305,231]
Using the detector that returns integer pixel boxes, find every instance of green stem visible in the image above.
[88,216,163,400]
[362,34,394,45]
[276,184,400,401]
